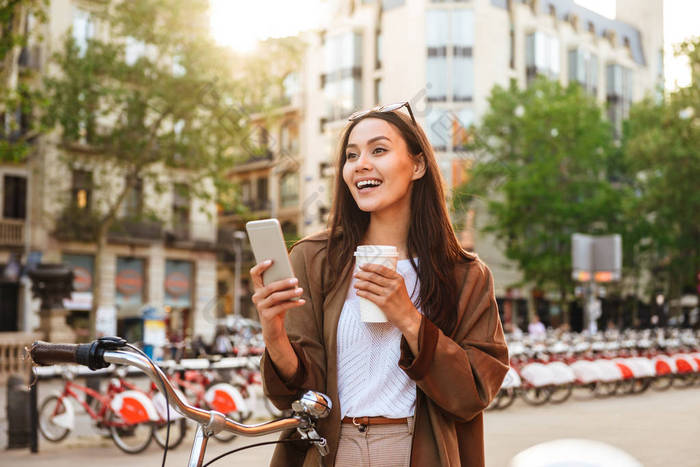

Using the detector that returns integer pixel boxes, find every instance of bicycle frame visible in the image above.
[58,379,112,424]
[102,349,328,467]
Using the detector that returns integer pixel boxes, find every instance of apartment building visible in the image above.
[217,76,305,318]
[289,0,663,322]
[0,0,219,343]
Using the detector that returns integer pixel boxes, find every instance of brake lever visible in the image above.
[295,414,328,459]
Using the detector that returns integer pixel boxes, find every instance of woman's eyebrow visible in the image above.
[346,136,392,149]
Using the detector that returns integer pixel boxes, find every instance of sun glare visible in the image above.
[209,0,326,53]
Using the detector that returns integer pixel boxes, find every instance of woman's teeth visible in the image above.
[357,180,382,189]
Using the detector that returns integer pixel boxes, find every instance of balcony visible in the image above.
[166,223,190,243]
[0,219,25,247]
[108,219,164,244]
[53,207,99,243]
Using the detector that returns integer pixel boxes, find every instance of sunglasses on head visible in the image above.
[348,101,417,127]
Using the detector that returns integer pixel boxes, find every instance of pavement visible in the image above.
[3,377,700,466]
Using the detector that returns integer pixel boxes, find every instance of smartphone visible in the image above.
[245,219,298,295]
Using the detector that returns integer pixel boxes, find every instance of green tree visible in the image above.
[0,0,47,161]
[43,0,266,337]
[454,78,621,321]
[624,37,700,305]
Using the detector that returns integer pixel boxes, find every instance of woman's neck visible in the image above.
[362,204,411,260]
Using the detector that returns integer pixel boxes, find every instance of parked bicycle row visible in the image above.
[36,357,280,454]
[489,328,700,410]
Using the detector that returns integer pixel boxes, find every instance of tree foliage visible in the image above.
[0,0,47,161]
[42,0,283,336]
[623,37,700,299]
[454,78,621,298]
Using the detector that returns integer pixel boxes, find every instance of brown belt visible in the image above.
[342,416,408,427]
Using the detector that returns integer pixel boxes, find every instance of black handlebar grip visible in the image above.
[30,341,85,366]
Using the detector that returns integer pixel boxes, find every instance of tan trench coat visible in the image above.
[261,231,509,466]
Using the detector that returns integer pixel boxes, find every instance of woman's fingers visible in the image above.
[249,260,273,289]
[260,298,306,320]
[253,277,299,301]
[354,279,386,296]
[260,287,304,309]
[353,270,393,287]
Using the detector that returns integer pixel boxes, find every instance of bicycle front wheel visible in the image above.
[153,418,187,449]
[108,410,154,454]
[39,395,71,442]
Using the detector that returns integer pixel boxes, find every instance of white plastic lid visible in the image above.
[354,245,398,257]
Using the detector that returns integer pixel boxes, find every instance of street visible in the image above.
[4,383,699,466]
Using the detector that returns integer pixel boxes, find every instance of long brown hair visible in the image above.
[326,109,473,336]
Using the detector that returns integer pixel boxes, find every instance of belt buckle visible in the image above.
[352,417,367,433]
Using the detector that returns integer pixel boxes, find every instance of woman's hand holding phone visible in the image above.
[250,259,306,343]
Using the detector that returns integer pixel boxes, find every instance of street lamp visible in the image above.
[232,231,247,317]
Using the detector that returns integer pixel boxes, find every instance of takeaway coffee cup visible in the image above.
[354,245,399,322]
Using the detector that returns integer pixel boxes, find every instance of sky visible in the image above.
[210,0,699,90]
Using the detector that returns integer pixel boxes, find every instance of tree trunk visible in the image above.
[1,2,27,115]
[88,174,136,339]
[89,223,110,339]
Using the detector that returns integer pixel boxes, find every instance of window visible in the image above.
[172,183,190,233]
[124,176,143,218]
[569,48,598,96]
[72,170,93,210]
[256,177,269,210]
[321,32,363,120]
[3,175,26,219]
[451,9,474,102]
[72,8,95,55]
[426,109,450,152]
[280,172,299,208]
[282,72,299,105]
[374,78,383,105]
[240,179,252,205]
[280,122,298,155]
[375,28,382,69]
[426,10,449,102]
[606,64,633,138]
[526,31,560,84]
[509,25,515,69]
[427,9,474,102]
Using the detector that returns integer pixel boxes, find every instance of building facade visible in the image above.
[0,0,220,343]
[288,0,663,326]
[217,67,305,320]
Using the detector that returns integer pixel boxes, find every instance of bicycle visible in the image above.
[109,366,189,449]
[30,337,330,466]
[38,366,156,453]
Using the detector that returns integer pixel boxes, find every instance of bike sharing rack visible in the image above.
[21,354,261,454]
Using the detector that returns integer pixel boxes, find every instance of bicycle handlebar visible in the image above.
[30,339,331,444]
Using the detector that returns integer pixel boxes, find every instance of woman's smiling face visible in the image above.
[342,118,425,214]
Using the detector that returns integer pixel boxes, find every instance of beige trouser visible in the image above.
[334,417,414,467]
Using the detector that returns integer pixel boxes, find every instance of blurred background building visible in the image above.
[0,0,679,351]
[236,0,664,324]
[0,0,219,347]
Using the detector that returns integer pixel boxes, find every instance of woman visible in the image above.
[251,102,508,466]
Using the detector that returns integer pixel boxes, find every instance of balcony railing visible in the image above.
[0,219,25,246]
[108,219,164,242]
[166,223,191,243]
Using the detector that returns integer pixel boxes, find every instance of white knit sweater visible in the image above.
[337,258,421,418]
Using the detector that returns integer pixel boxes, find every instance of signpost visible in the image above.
[572,234,622,334]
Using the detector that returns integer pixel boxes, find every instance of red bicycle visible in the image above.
[38,367,157,453]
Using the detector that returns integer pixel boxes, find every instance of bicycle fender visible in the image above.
[111,390,160,424]
[204,383,248,414]
[152,388,186,421]
[49,393,75,430]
